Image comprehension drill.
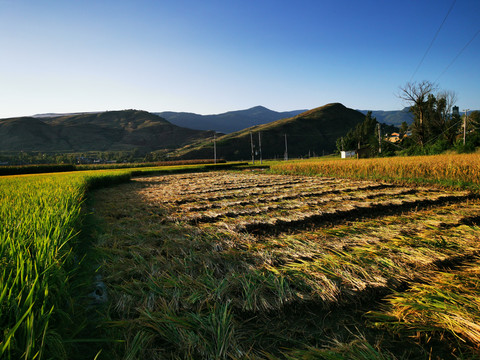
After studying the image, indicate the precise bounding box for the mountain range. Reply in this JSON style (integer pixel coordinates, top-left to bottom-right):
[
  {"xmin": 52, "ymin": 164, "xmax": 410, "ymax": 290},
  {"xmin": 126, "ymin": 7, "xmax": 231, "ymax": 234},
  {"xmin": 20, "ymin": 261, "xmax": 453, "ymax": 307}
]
[
  {"xmin": 0, "ymin": 110, "xmax": 213, "ymax": 153},
  {"xmin": 172, "ymin": 103, "xmax": 366, "ymax": 160},
  {"xmin": 0, "ymin": 104, "xmax": 426, "ymax": 158},
  {"xmin": 155, "ymin": 106, "xmax": 307, "ymax": 133},
  {"xmin": 357, "ymin": 108, "xmax": 413, "ymax": 126},
  {"xmin": 32, "ymin": 106, "xmax": 415, "ymax": 134},
  {"xmin": 157, "ymin": 106, "xmax": 415, "ymax": 133}
]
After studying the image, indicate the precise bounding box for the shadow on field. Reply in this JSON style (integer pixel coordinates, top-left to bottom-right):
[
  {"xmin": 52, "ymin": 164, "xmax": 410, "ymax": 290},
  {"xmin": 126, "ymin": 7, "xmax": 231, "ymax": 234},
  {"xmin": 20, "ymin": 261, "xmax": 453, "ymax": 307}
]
[{"xmin": 85, "ymin": 176, "xmax": 471, "ymax": 359}]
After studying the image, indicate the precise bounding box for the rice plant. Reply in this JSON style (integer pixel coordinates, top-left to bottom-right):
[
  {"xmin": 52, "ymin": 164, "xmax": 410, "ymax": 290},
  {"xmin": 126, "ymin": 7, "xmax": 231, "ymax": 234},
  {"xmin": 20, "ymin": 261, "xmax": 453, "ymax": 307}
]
[
  {"xmin": 0, "ymin": 170, "xmax": 131, "ymax": 359},
  {"xmin": 369, "ymin": 259, "xmax": 480, "ymax": 353},
  {"xmin": 92, "ymin": 171, "xmax": 480, "ymax": 358},
  {"xmin": 270, "ymin": 153, "xmax": 480, "ymax": 190}
]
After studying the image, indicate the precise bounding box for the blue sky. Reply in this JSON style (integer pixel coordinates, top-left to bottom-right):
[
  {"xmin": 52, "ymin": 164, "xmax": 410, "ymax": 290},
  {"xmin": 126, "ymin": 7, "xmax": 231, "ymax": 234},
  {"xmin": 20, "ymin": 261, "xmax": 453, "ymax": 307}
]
[{"xmin": 0, "ymin": 0, "xmax": 479, "ymax": 118}]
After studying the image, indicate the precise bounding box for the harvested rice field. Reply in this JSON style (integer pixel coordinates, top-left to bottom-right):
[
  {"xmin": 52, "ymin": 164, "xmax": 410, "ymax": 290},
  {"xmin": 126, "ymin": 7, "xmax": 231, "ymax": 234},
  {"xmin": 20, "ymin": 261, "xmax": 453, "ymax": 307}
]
[{"xmin": 91, "ymin": 171, "xmax": 480, "ymax": 359}]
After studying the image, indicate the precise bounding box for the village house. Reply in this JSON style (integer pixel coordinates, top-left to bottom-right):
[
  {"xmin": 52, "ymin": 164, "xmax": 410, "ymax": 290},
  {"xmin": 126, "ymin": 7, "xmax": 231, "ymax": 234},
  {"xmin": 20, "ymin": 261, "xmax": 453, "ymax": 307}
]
[
  {"xmin": 340, "ymin": 150, "xmax": 356, "ymax": 159},
  {"xmin": 387, "ymin": 132, "xmax": 401, "ymax": 143}
]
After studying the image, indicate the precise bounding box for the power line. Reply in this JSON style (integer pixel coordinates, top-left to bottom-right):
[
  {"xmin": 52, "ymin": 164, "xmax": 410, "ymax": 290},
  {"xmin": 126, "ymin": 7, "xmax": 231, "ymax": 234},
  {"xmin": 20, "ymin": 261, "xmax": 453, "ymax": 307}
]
[
  {"xmin": 423, "ymin": 117, "xmax": 463, "ymax": 147},
  {"xmin": 410, "ymin": 0, "xmax": 457, "ymax": 82},
  {"xmin": 435, "ymin": 28, "xmax": 480, "ymax": 82}
]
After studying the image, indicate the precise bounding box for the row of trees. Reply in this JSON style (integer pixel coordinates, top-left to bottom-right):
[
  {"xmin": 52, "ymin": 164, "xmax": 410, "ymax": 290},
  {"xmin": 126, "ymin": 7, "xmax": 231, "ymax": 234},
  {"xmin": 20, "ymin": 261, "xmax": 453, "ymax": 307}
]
[
  {"xmin": 399, "ymin": 81, "xmax": 480, "ymax": 154},
  {"xmin": 337, "ymin": 81, "xmax": 480, "ymax": 157},
  {"xmin": 336, "ymin": 112, "xmax": 398, "ymax": 156},
  {"xmin": 0, "ymin": 149, "xmax": 168, "ymax": 165},
  {"xmin": 400, "ymin": 81, "xmax": 457, "ymax": 146}
]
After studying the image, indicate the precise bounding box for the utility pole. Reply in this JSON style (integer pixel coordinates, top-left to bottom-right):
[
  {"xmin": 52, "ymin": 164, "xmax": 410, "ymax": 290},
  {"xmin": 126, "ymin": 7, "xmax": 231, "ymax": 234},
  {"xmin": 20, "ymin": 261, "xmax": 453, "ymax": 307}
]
[
  {"xmin": 213, "ymin": 133, "xmax": 217, "ymax": 164},
  {"xmin": 463, "ymin": 109, "xmax": 470, "ymax": 145},
  {"xmin": 284, "ymin": 133, "xmax": 288, "ymax": 161},
  {"xmin": 377, "ymin": 123, "xmax": 382, "ymax": 154},
  {"xmin": 258, "ymin": 132, "xmax": 262, "ymax": 164},
  {"xmin": 250, "ymin": 131, "xmax": 255, "ymax": 165}
]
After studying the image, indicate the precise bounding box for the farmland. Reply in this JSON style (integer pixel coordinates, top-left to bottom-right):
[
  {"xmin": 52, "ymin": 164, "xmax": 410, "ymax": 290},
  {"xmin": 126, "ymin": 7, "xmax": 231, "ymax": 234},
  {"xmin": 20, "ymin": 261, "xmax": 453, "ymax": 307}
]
[
  {"xmin": 92, "ymin": 168, "xmax": 480, "ymax": 359},
  {"xmin": 270, "ymin": 153, "xmax": 480, "ymax": 189},
  {"xmin": 2, "ymin": 154, "xmax": 480, "ymax": 359},
  {"xmin": 0, "ymin": 162, "xmax": 254, "ymax": 360},
  {"xmin": 0, "ymin": 170, "xmax": 131, "ymax": 360}
]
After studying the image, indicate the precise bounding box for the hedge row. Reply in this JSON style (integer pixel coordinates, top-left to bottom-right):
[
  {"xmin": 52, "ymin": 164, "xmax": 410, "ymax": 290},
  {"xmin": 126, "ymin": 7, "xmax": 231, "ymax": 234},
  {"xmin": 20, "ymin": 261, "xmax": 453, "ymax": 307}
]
[{"xmin": 0, "ymin": 160, "xmax": 226, "ymax": 176}]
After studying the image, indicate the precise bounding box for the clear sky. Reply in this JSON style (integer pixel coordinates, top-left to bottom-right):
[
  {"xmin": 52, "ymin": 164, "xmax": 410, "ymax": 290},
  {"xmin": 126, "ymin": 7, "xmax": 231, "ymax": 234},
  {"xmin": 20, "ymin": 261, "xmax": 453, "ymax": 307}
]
[{"xmin": 1, "ymin": 0, "xmax": 479, "ymax": 118}]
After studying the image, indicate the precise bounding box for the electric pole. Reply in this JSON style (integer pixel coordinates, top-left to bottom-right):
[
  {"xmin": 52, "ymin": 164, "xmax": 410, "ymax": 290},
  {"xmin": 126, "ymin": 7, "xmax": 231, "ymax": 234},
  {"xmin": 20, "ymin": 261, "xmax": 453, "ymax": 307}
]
[
  {"xmin": 213, "ymin": 133, "xmax": 217, "ymax": 164},
  {"xmin": 258, "ymin": 132, "xmax": 262, "ymax": 164},
  {"xmin": 284, "ymin": 133, "xmax": 288, "ymax": 161},
  {"xmin": 463, "ymin": 109, "xmax": 470, "ymax": 145},
  {"xmin": 250, "ymin": 131, "xmax": 255, "ymax": 165},
  {"xmin": 377, "ymin": 123, "xmax": 382, "ymax": 154}
]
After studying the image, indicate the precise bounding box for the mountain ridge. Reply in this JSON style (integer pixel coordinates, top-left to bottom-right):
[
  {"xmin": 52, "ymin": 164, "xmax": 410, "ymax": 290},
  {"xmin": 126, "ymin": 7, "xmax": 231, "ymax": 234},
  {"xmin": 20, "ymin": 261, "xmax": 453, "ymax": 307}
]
[
  {"xmin": 4, "ymin": 105, "xmax": 465, "ymax": 159},
  {"xmin": 357, "ymin": 108, "xmax": 413, "ymax": 126},
  {"xmin": 27, "ymin": 106, "xmax": 418, "ymax": 134},
  {"xmin": 155, "ymin": 106, "xmax": 307, "ymax": 133},
  {"xmin": 0, "ymin": 110, "xmax": 213, "ymax": 153},
  {"xmin": 173, "ymin": 103, "xmax": 366, "ymax": 160}
]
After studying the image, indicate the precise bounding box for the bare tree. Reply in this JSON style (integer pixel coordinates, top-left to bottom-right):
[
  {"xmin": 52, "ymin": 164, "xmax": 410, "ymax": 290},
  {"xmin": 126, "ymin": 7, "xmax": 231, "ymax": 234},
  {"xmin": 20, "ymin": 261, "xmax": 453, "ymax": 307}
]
[
  {"xmin": 398, "ymin": 80, "xmax": 437, "ymax": 125},
  {"xmin": 398, "ymin": 80, "xmax": 437, "ymax": 146},
  {"xmin": 437, "ymin": 90, "xmax": 458, "ymax": 124}
]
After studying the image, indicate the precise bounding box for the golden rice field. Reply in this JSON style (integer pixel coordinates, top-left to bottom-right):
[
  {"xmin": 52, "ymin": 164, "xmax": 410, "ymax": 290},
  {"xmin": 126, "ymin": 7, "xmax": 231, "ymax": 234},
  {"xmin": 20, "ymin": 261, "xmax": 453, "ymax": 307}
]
[
  {"xmin": 92, "ymin": 169, "xmax": 480, "ymax": 359},
  {"xmin": 270, "ymin": 153, "xmax": 480, "ymax": 189},
  {"xmin": 3, "ymin": 153, "xmax": 480, "ymax": 359}
]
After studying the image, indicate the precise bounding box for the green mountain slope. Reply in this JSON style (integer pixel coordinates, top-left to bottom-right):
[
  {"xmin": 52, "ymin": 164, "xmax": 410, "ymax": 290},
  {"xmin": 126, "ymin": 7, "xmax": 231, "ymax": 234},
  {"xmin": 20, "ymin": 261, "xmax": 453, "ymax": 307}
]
[
  {"xmin": 173, "ymin": 103, "xmax": 365, "ymax": 160},
  {"xmin": 0, "ymin": 110, "xmax": 213, "ymax": 152}
]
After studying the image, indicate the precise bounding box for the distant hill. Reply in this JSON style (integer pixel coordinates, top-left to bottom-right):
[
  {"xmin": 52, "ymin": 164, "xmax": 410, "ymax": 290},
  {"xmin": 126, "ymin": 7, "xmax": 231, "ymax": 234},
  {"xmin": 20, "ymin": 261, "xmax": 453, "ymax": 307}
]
[
  {"xmin": 33, "ymin": 112, "xmax": 100, "ymax": 118},
  {"xmin": 0, "ymin": 110, "xmax": 213, "ymax": 152},
  {"xmin": 357, "ymin": 108, "xmax": 480, "ymax": 126},
  {"xmin": 173, "ymin": 103, "xmax": 365, "ymax": 160},
  {"xmin": 31, "ymin": 106, "xmax": 413, "ymax": 134},
  {"xmin": 156, "ymin": 106, "xmax": 307, "ymax": 133},
  {"xmin": 358, "ymin": 108, "xmax": 413, "ymax": 126}
]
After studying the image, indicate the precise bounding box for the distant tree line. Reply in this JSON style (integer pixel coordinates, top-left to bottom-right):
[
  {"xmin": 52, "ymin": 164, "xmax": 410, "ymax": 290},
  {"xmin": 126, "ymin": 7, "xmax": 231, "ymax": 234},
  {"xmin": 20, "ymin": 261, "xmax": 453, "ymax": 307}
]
[
  {"xmin": 398, "ymin": 81, "xmax": 480, "ymax": 155},
  {"xmin": 337, "ymin": 81, "xmax": 480, "ymax": 157},
  {"xmin": 336, "ymin": 111, "xmax": 398, "ymax": 157},
  {"xmin": 0, "ymin": 149, "xmax": 172, "ymax": 165}
]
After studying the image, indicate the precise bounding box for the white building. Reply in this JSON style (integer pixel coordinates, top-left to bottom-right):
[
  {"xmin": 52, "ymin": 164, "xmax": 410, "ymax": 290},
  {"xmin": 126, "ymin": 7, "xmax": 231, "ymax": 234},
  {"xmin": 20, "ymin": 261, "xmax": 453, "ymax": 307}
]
[{"xmin": 340, "ymin": 150, "xmax": 356, "ymax": 159}]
